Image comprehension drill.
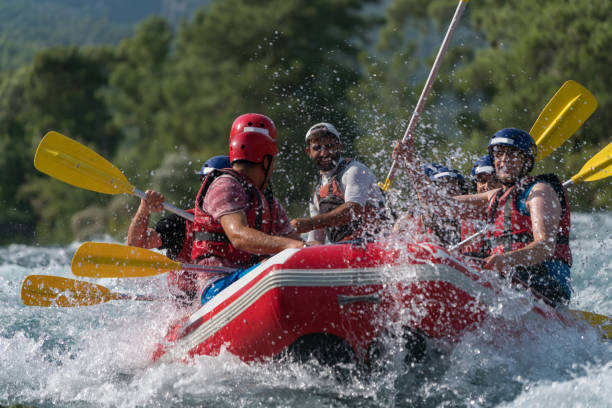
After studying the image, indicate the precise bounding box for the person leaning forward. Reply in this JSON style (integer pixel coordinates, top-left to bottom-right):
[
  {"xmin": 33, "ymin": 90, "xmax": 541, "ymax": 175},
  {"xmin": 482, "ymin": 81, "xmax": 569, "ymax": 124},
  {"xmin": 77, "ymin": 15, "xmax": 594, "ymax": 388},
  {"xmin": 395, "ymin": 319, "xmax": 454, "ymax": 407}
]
[
  {"xmin": 291, "ymin": 122, "xmax": 393, "ymax": 244},
  {"xmin": 395, "ymin": 128, "xmax": 572, "ymax": 305},
  {"xmin": 190, "ymin": 113, "xmax": 305, "ymax": 299}
]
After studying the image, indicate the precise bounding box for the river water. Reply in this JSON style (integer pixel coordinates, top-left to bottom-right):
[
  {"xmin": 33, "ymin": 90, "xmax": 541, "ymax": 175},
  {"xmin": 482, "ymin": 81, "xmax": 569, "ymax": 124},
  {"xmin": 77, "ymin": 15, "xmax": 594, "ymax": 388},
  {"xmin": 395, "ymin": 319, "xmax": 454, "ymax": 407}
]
[{"xmin": 1, "ymin": 213, "xmax": 610, "ymax": 407}]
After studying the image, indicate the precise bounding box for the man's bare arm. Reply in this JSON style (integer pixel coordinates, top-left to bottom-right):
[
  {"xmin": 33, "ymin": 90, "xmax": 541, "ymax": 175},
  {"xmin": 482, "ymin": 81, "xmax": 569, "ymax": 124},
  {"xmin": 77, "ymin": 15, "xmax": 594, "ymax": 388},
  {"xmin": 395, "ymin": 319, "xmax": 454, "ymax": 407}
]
[
  {"xmin": 221, "ymin": 212, "xmax": 306, "ymax": 254},
  {"xmin": 127, "ymin": 190, "xmax": 164, "ymax": 249},
  {"xmin": 453, "ymin": 189, "xmax": 500, "ymax": 220},
  {"xmin": 292, "ymin": 202, "xmax": 363, "ymax": 233}
]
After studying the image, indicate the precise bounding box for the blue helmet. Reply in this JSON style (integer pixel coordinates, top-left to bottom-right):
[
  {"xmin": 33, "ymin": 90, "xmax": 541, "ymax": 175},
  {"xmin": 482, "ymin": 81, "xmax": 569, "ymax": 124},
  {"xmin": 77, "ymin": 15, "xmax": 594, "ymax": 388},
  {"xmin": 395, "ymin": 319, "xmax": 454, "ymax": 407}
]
[
  {"xmin": 197, "ymin": 155, "xmax": 231, "ymax": 177},
  {"xmin": 423, "ymin": 163, "xmax": 466, "ymax": 183},
  {"xmin": 470, "ymin": 155, "xmax": 495, "ymax": 179},
  {"xmin": 488, "ymin": 128, "xmax": 536, "ymax": 172}
]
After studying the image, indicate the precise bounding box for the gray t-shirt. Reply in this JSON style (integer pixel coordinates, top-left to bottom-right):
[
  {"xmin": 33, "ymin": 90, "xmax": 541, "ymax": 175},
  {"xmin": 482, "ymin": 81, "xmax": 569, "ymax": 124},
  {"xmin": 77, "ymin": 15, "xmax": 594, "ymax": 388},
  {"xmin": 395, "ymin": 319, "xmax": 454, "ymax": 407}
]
[{"xmin": 308, "ymin": 158, "xmax": 384, "ymax": 242}]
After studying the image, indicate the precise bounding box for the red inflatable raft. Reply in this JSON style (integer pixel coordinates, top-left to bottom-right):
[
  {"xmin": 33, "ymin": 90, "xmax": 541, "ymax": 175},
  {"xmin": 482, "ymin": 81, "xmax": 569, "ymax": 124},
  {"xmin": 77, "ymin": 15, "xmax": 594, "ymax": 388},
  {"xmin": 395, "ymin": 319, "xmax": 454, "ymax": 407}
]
[{"xmin": 152, "ymin": 241, "xmax": 581, "ymax": 365}]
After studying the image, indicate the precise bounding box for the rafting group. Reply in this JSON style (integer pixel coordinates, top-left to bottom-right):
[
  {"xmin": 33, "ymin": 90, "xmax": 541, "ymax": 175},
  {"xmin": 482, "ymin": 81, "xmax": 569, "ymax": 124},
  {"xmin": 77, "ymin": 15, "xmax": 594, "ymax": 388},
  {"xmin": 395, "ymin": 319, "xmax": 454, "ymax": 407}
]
[
  {"xmin": 125, "ymin": 112, "xmax": 573, "ymax": 310},
  {"xmin": 20, "ymin": 0, "xmax": 612, "ymax": 360}
]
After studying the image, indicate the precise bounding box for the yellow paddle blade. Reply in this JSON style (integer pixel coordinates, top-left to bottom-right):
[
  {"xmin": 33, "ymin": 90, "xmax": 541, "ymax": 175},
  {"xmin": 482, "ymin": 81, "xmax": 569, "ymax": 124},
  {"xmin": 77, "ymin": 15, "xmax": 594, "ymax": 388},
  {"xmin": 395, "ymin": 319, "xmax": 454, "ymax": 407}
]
[
  {"xmin": 378, "ymin": 178, "xmax": 392, "ymax": 192},
  {"xmin": 72, "ymin": 242, "xmax": 181, "ymax": 278},
  {"xmin": 34, "ymin": 131, "xmax": 134, "ymax": 195},
  {"xmin": 569, "ymin": 309, "xmax": 612, "ymax": 340},
  {"xmin": 531, "ymin": 80, "xmax": 597, "ymax": 162},
  {"xmin": 21, "ymin": 275, "xmax": 120, "ymax": 307},
  {"xmin": 570, "ymin": 141, "xmax": 612, "ymax": 185}
]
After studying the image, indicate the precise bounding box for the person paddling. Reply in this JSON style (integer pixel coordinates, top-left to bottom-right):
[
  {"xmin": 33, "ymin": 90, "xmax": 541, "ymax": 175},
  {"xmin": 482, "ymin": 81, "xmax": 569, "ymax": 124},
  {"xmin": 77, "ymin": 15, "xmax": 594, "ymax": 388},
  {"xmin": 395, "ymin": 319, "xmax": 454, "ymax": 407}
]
[
  {"xmin": 393, "ymin": 163, "xmax": 466, "ymax": 246},
  {"xmin": 127, "ymin": 155, "xmax": 231, "ymax": 303},
  {"xmin": 395, "ymin": 128, "xmax": 572, "ymax": 305},
  {"xmin": 291, "ymin": 122, "xmax": 393, "ymax": 243}
]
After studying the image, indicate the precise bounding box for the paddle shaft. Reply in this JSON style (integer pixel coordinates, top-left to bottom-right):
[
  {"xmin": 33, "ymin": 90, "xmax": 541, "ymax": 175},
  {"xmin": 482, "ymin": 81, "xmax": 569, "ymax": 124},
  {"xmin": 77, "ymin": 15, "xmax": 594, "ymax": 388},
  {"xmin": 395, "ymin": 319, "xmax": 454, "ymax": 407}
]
[
  {"xmin": 180, "ymin": 263, "xmax": 235, "ymax": 273},
  {"xmin": 133, "ymin": 188, "xmax": 194, "ymax": 222},
  {"xmin": 448, "ymin": 226, "xmax": 489, "ymax": 251},
  {"xmin": 382, "ymin": 0, "xmax": 469, "ymax": 190},
  {"xmin": 114, "ymin": 293, "xmax": 161, "ymax": 301}
]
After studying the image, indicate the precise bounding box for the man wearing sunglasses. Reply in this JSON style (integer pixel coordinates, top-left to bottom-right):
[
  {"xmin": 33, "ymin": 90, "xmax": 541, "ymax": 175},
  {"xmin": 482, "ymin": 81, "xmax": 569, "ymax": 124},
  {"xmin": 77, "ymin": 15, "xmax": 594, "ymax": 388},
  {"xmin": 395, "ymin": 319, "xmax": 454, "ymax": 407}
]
[{"xmin": 291, "ymin": 122, "xmax": 392, "ymax": 244}]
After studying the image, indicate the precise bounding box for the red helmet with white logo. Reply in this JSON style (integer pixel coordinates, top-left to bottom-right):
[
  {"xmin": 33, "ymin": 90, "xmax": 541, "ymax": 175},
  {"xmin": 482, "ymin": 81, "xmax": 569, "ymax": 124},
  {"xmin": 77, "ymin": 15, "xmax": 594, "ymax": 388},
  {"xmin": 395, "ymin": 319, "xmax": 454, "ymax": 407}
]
[{"xmin": 229, "ymin": 113, "xmax": 278, "ymax": 164}]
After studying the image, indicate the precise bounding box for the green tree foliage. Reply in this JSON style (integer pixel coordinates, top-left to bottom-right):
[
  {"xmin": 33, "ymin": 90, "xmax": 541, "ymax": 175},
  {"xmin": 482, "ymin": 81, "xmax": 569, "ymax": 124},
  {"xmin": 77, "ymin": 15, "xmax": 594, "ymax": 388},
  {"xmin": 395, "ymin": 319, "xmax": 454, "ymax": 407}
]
[
  {"xmin": 0, "ymin": 68, "xmax": 37, "ymax": 242},
  {"xmin": 0, "ymin": 47, "xmax": 123, "ymax": 243},
  {"xmin": 103, "ymin": 16, "xmax": 174, "ymax": 187},
  {"xmin": 23, "ymin": 47, "xmax": 122, "ymax": 154}
]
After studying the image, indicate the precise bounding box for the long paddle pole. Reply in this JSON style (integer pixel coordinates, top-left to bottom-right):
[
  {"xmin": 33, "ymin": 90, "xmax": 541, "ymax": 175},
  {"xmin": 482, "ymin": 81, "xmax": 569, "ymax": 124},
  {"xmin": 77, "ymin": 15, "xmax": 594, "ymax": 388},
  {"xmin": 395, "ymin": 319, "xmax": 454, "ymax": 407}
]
[
  {"xmin": 71, "ymin": 242, "xmax": 236, "ymax": 279},
  {"xmin": 34, "ymin": 131, "xmax": 194, "ymax": 222},
  {"xmin": 21, "ymin": 275, "xmax": 160, "ymax": 308},
  {"xmin": 380, "ymin": 0, "xmax": 469, "ymax": 191}
]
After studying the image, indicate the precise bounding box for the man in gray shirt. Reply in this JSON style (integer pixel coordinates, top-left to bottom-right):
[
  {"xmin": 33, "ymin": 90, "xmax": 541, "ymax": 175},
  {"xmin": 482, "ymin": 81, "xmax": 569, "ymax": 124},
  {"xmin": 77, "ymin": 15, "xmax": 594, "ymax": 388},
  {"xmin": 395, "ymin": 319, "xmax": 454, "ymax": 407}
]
[{"xmin": 291, "ymin": 122, "xmax": 391, "ymax": 243}]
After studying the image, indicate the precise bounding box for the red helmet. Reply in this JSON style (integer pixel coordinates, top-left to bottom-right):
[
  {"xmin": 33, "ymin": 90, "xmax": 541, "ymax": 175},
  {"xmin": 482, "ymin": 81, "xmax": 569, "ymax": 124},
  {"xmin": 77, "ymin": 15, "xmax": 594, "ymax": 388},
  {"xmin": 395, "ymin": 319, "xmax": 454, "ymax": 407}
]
[{"xmin": 229, "ymin": 113, "xmax": 278, "ymax": 163}]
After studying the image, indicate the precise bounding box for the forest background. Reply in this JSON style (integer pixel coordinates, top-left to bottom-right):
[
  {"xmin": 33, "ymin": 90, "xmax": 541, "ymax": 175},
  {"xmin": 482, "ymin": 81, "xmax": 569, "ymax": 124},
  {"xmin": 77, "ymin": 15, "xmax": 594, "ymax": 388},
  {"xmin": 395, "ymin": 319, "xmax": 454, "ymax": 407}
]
[{"xmin": 0, "ymin": 0, "xmax": 610, "ymax": 244}]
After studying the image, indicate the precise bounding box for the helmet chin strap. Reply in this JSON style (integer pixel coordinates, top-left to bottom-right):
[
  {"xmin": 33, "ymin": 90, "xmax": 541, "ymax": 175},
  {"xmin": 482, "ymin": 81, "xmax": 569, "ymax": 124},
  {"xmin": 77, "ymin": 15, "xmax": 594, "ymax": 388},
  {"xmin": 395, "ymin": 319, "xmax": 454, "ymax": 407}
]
[{"xmin": 501, "ymin": 179, "xmax": 517, "ymax": 188}]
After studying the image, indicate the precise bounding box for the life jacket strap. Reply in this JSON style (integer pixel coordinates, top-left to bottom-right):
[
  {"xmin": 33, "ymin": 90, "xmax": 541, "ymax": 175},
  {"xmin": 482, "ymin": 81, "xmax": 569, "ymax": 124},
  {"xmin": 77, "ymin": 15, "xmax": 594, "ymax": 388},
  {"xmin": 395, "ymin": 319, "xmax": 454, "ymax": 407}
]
[{"xmin": 193, "ymin": 231, "xmax": 230, "ymax": 243}]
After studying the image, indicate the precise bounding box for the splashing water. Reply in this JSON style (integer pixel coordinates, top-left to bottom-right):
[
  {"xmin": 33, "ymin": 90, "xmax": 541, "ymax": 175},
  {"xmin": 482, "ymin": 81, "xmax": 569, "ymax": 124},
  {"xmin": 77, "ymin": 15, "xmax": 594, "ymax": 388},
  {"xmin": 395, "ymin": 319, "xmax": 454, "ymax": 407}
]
[{"xmin": 0, "ymin": 214, "xmax": 610, "ymax": 407}]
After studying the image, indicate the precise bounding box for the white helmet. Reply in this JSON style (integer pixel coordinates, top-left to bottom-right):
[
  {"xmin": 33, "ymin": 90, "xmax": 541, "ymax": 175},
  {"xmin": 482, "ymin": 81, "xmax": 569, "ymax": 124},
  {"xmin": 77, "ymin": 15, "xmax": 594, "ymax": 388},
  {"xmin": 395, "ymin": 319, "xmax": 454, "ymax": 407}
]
[{"xmin": 305, "ymin": 122, "xmax": 340, "ymax": 143}]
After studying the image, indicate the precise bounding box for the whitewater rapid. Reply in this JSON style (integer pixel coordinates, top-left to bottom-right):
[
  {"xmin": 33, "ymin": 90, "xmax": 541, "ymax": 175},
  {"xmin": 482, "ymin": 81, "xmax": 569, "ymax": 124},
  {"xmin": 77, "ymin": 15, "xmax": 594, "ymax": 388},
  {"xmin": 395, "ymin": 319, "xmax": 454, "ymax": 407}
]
[{"xmin": 1, "ymin": 213, "xmax": 610, "ymax": 407}]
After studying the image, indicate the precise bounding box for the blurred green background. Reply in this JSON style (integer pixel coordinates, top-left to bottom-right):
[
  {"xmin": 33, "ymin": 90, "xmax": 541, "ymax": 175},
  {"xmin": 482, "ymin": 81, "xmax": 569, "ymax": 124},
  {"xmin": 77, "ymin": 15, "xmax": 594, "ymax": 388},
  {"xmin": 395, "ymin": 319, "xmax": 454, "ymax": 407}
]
[{"xmin": 1, "ymin": 0, "xmax": 610, "ymax": 244}]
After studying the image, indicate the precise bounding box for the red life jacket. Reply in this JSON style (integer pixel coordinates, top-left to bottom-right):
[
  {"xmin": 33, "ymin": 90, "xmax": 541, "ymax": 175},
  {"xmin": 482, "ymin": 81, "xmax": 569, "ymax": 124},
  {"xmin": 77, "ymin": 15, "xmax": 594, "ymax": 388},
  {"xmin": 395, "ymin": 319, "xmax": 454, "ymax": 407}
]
[
  {"xmin": 191, "ymin": 169, "xmax": 274, "ymax": 267},
  {"xmin": 161, "ymin": 209, "xmax": 198, "ymax": 302},
  {"xmin": 486, "ymin": 174, "xmax": 572, "ymax": 266},
  {"xmin": 315, "ymin": 158, "xmax": 390, "ymax": 243},
  {"xmin": 174, "ymin": 211, "xmax": 195, "ymax": 263}
]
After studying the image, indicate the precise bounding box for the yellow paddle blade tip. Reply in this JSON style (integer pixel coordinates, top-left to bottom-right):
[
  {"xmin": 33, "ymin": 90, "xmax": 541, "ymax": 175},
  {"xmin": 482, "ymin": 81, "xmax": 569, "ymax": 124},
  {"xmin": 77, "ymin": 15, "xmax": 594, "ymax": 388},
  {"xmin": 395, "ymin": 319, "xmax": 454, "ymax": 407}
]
[
  {"xmin": 378, "ymin": 179, "xmax": 392, "ymax": 192},
  {"xmin": 33, "ymin": 131, "xmax": 134, "ymax": 195},
  {"xmin": 569, "ymin": 309, "xmax": 612, "ymax": 340}
]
